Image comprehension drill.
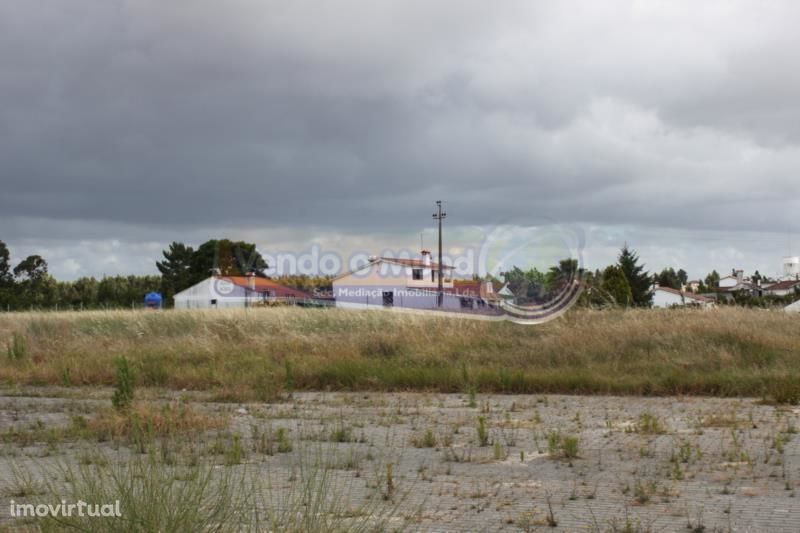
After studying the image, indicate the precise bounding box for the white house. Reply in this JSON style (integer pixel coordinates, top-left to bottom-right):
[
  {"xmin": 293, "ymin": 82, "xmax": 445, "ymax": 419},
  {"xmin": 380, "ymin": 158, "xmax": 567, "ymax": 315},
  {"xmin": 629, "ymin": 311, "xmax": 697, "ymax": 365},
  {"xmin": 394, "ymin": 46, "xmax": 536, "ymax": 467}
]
[
  {"xmin": 652, "ymin": 286, "xmax": 712, "ymax": 308},
  {"xmin": 718, "ymin": 270, "xmax": 745, "ymax": 289},
  {"xmin": 763, "ymin": 279, "xmax": 800, "ymax": 297},
  {"xmin": 174, "ymin": 275, "xmax": 310, "ymax": 309},
  {"xmin": 332, "ymin": 250, "xmax": 498, "ymax": 312}
]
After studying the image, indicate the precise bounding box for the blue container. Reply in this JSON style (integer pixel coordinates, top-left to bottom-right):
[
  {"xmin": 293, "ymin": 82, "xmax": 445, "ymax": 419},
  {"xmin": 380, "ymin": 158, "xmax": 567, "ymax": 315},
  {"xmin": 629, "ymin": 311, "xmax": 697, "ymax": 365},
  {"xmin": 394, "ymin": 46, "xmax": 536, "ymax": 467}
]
[{"xmin": 144, "ymin": 292, "xmax": 163, "ymax": 309}]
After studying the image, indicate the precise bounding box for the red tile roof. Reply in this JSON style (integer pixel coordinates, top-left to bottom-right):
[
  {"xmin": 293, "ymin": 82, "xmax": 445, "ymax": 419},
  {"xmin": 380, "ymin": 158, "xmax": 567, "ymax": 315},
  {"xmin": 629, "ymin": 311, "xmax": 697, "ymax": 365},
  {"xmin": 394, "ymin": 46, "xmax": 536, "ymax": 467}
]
[
  {"xmin": 764, "ymin": 280, "xmax": 800, "ymax": 292},
  {"xmin": 221, "ymin": 276, "xmax": 311, "ymax": 298}
]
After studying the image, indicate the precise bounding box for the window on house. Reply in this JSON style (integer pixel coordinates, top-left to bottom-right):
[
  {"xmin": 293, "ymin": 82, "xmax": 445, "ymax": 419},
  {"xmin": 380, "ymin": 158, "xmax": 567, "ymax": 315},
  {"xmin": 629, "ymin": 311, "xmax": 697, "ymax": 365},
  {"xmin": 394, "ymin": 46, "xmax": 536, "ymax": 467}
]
[
  {"xmin": 412, "ymin": 268, "xmax": 423, "ymax": 280},
  {"xmin": 460, "ymin": 297, "xmax": 472, "ymax": 309},
  {"xmin": 382, "ymin": 291, "xmax": 394, "ymax": 306}
]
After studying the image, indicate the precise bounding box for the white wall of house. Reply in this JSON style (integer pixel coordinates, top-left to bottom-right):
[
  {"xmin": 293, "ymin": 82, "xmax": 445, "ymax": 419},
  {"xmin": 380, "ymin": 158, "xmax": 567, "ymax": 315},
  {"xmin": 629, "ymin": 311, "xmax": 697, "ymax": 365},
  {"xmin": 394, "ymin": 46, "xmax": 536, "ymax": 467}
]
[
  {"xmin": 652, "ymin": 289, "xmax": 687, "ymax": 308},
  {"xmin": 332, "ymin": 259, "xmax": 462, "ymax": 310},
  {"xmin": 174, "ymin": 277, "xmax": 254, "ymax": 309},
  {"xmin": 652, "ymin": 289, "xmax": 708, "ymax": 308},
  {"xmin": 766, "ymin": 285, "xmax": 800, "ymax": 297}
]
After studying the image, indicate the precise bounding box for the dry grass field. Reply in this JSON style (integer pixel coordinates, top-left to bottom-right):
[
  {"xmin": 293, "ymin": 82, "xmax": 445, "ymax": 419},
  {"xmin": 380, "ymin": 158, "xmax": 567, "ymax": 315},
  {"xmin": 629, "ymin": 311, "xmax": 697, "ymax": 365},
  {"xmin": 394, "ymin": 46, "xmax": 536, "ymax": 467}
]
[
  {"xmin": 1, "ymin": 306, "xmax": 799, "ymax": 403},
  {"xmin": 2, "ymin": 307, "xmax": 800, "ymax": 531}
]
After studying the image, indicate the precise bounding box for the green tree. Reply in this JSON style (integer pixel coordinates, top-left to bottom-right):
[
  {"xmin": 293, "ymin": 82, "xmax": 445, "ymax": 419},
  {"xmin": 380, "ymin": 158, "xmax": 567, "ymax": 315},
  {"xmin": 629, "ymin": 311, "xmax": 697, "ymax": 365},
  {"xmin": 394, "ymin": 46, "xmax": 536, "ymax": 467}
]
[
  {"xmin": 0, "ymin": 240, "xmax": 15, "ymax": 309},
  {"xmin": 13, "ymin": 255, "xmax": 48, "ymax": 282},
  {"xmin": 0, "ymin": 240, "xmax": 12, "ymax": 286},
  {"xmin": 156, "ymin": 242, "xmax": 195, "ymax": 305},
  {"xmin": 547, "ymin": 258, "xmax": 580, "ymax": 289},
  {"xmin": 704, "ymin": 270, "xmax": 720, "ymax": 289},
  {"xmin": 13, "ymin": 255, "xmax": 49, "ymax": 309},
  {"xmin": 96, "ymin": 275, "xmax": 161, "ymax": 308},
  {"xmin": 501, "ymin": 265, "xmax": 549, "ymax": 304},
  {"xmin": 656, "ymin": 267, "xmax": 681, "ymax": 290},
  {"xmin": 618, "ymin": 245, "xmax": 652, "ymax": 307},
  {"xmin": 601, "ymin": 265, "xmax": 632, "ymax": 307},
  {"xmin": 69, "ymin": 277, "xmax": 100, "ymax": 308},
  {"xmin": 188, "ymin": 239, "xmax": 268, "ymax": 285}
]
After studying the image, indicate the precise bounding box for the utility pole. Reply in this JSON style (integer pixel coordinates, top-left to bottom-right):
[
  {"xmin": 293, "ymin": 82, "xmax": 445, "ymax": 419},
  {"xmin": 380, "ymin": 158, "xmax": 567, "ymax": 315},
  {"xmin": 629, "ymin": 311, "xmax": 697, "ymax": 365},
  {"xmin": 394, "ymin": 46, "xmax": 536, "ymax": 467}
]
[{"xmin": 432, "ymin": 200, "xmax": 446, "ymax": 307}]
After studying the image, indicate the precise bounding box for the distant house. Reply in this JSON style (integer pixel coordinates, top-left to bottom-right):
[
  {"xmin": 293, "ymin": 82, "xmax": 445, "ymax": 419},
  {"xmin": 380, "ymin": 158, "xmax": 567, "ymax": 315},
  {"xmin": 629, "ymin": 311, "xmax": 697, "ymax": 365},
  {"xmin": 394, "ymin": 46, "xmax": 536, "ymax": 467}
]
[
  {"xmin": 174, "ymin": 274, "xmax": 311, "ymax": 309},
  {"xmin": 496, "ymin": 284, "xmax": 515, "ymax": 300},
  {"xmin": 332, "ymin": 250, "xmax": 499, "ymax": 311},
  {"xmin": 652, "ymin": 286, "xmax": 713, "ymax": 308},
  {"xmin": 713, "ymin": 270, "xmax": 763, "ymax": 299},
  {"xmin": 718, "ymin": 270, "xmax": 745, "ymax": 289},
  {"xmin": 763, "ymin": 279, "xmax": 800, "ymax": 297}
]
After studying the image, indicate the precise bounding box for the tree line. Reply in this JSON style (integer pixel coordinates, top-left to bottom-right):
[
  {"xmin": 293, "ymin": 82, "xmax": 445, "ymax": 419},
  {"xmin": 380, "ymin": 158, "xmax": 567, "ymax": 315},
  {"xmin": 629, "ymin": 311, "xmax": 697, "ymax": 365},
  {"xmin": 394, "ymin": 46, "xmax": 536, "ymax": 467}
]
[
  {"xmin": 498, "ymin": 245, "xmax": 654, "ymax": 308},
  {"xmin": 503, "ymin": 245, "xmax": 798, "ymax": 309},
  {"xmin": 1, "ymin": 237, "xmax": 792, "ymax": 311},
  {"xmin": 0, "ymin": 237, "xmax": 336, "ymax": 310},
  {"xmin": 0, "ymin": 240, "xmax": 162, "ymax": 310}
]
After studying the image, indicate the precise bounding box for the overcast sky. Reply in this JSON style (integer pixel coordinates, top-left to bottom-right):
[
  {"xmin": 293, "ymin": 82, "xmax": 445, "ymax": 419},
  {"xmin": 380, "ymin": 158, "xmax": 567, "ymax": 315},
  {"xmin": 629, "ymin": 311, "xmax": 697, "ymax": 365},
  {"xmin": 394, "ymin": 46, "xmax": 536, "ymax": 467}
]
[{"xmin": 2, "ymin": 1, "xmax": 800, "ymax": 280}]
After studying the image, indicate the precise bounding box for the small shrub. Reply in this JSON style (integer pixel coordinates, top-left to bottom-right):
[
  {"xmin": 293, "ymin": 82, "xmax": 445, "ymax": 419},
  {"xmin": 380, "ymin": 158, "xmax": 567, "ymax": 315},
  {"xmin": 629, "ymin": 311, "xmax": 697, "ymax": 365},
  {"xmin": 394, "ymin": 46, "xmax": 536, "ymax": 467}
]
[
  {"xmin": 225, "ymin": 434, "xmax": 246, "ymax": 465},
  {"xmin": 634, "ymin": 479, "xmax": 654, "ymax": 504},
  {"xmin": 476, "ymin": 416, "xmax": 489, "ymax": 447},
  {"xmin": 635, "ymin": 412, "xmax": 666, "ymax": 434},
  {"xmin": 561, "ymin": 436, "xmax": 579, "ymax": 459},
  {"xmin": 6, "ymin": 332, "xmax": 27, "ymax": 361},
  {"xmin": 546, "ymin": 430, "xmax": 579, "ymax": 460},
  {"xmin": 493, "ymin": 441, "xmax": 507, "ymax": 461},
  {"xmin": 412, "ymin": 428, "xmax": 437, "ymax": 448},
  {"xmin": 276, "ymin": 427, "xmax": 292, "ymax": 453},
  {"xmin": 546, "ymin": 430, "xmax": 560, "ymax": 456},
  {"xmin": 383, "ymin": 463, "xmax": 395, "ymax": 501},
  {"xmin": 329, "ymin": 424, "xmax": 355, "ymax": 443},
  {"xmin": 468, "ymin": 385, "xmax": 477, "ymax": 408},
  {"xmin": 111, "ymin": 357, "xmax": 135, "ymax": 412}
]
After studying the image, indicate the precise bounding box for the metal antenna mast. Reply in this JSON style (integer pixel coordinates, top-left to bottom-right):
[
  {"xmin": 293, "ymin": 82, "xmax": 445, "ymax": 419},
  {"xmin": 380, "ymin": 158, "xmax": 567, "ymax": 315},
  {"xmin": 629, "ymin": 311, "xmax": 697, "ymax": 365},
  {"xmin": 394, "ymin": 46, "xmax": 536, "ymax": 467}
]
[{"xmin": 432, "ymin": 200, "xmax": 447, "ymax": 307}]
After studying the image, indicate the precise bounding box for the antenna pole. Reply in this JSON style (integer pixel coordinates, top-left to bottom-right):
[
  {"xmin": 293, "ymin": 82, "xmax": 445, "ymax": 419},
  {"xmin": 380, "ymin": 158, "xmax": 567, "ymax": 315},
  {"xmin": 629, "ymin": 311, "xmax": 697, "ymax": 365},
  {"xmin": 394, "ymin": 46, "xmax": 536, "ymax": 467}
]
[{"xmin": 433, "ymin": 200, "xmax": 447, "ymax": 307}]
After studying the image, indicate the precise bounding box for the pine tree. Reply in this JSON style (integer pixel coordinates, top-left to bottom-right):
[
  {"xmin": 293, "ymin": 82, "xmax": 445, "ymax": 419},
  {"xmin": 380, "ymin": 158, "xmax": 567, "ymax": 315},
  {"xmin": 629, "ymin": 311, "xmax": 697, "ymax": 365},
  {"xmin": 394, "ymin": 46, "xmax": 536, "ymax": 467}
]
[
  {"xmin": 617, "ymin": 245, "xmax": 652, "ymax": 307},
  {"xmin": 156, "ymin": 242, "xmax": 195, "ymax": 305},
  {"xmin": 601, "ymin": 265, "xmax": 632, "ymax": 307}
]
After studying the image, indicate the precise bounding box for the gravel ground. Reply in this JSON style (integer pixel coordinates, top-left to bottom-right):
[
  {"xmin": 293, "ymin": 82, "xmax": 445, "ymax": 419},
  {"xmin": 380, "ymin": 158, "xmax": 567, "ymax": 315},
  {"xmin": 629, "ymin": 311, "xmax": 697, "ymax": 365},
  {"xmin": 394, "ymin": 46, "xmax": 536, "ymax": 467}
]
[{"xmin": 2, "ymin": 389, "xmax": 799, "ymax": 532}]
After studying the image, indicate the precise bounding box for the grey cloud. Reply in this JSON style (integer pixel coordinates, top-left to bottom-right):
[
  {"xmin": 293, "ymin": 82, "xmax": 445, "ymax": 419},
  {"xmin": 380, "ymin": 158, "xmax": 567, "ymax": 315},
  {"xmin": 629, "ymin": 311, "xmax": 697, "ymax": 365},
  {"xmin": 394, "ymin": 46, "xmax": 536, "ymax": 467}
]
[{"xmin": 1, "ymin": 1, "xmax": 800, "ymax": 278}]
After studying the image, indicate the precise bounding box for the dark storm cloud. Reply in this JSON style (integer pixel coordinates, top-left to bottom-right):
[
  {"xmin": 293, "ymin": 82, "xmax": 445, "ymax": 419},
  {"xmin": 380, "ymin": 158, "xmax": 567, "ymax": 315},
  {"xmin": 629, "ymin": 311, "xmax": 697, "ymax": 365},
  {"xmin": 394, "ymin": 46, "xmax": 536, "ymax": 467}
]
[{"xmin": 1, "ymin": 1, "xmax": 800, "ymax": 278}]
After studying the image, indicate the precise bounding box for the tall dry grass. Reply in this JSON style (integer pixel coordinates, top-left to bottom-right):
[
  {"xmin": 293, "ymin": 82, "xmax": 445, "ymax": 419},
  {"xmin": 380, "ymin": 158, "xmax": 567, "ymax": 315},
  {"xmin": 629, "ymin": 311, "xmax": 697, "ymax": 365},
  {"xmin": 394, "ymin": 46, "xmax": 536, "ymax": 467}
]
[{"xmin": 1, "ymin": 306, "xmax": 799, "ymax": 399}]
